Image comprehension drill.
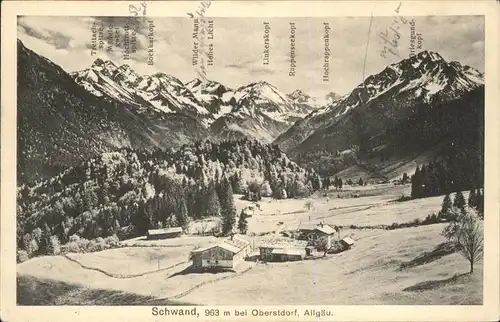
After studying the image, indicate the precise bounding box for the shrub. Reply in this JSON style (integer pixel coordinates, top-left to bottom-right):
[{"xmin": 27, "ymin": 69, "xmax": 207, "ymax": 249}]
[
  {"xmin": 26, "ymin": 239, "xmax": 39, "ymax": 257},
  {"xmin": 63, "ymin": 241, "xmax": 80, "ymax": 253},
  {"xmin": 76, "ymin": 238, "xmax": 90, "ymax": 251},
  {"xmin": 69, "ymin": 234, "xmax": 80, "ymax": 243},
  {"xmin": 17, "ymin": 250, "xmax": 30, "ymax": 263},
  {"xmin": 104, "ymin": 235, "xmax": 119, "ymax": 246},
  {"xmin": 87, "ymin": 240, "xmax": 106, "ymax": 252},
  {"xmin": 304, "ymin": 201, "xmax": 314, "ymax": 211}
]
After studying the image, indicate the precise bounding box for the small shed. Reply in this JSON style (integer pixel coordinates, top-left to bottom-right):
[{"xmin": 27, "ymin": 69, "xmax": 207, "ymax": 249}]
[
  {"xmin": 340, "ymin": 236, "xmax": 355, "ymax": 249},
  {"xmin": 146, "ymin": 227, "xmax": 183, "ymax": 240}
]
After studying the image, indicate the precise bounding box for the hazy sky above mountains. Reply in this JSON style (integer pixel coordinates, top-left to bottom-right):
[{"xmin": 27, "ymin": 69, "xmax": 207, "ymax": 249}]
[{"xmin": 18, "ymin": 16, "xmax": 484, "ymax": 98}]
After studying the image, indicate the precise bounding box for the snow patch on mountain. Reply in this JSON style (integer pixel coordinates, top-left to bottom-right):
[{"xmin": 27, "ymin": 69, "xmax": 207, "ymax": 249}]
[{"xmin": 72, "ymin": 60, "xmax": 214, "ymax": 125}]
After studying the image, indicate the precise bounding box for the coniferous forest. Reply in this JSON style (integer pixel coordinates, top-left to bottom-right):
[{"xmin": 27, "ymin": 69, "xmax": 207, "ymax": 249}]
[
  {"xmin": 410, "ymin": 148, "xmax": 483, "ymax": 199},
  {"xmin": 16, "ymin": 139, "xmax": 323, "ymax": 258}
]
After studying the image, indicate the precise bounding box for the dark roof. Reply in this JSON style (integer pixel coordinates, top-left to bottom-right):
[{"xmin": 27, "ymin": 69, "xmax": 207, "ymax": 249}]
[
  {"xmin": 315, "ymin": 225, "xmax": 336, "ymax": 235},
  {"xmin": 147, "ymin": 227, "xmax": 183, "ymax": 235},
  {"xmin": 192, "ymin": 235, "xmax": 251, "ymax": 255},
  {"xmin": 297, "ymin": 222, "xmax": 336, "ymax": 235}
]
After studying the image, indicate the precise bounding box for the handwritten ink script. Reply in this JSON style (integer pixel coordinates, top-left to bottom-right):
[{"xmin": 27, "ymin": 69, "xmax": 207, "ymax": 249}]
[
  {"xmin": 187, "ymin": 0, "xmax": 213, "ymax": 81},
  {"xmin": 378, "ymin": 2, "xmax": 408, "ymax": 59},
  {"xmin": 129, "ymin": 1, "xmax": 147, "ymax": 16}
]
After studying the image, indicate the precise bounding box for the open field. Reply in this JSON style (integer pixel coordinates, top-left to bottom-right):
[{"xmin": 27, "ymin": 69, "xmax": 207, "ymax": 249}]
[
  {"xmin": 17, "ymin": 185, "xmax": 481, "ymax": 305},
  {"xmin": 181, "ymin": 224, "xmax": 482, "ymax": 305},
  {"xmin": 66, "ymin": 246, "xmax": 193, "ymax": 276}
]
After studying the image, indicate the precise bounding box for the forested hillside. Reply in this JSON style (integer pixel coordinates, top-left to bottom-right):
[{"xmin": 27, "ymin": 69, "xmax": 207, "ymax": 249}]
[{"xmin": 17, "ymin": 139, "xmax": 322, "ymax": 257}]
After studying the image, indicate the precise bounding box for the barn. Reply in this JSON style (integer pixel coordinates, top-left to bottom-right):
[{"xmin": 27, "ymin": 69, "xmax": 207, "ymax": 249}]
[
  {"xmin": 259, "ymin": 246, "xmax": 306, "ymax": 262},
  {"xmin": 191, "ymin": 235, "xmax": 252, "ymax": 270},
  {"xmin": 146, "ymin": 227, "xmax": 183, "ymax": 240},
  {"xmin": 259, "ymin": 241, "xmax": 307, "ymax": 262},
  {"xmin": 270, "ymin": 248, "xmax": 305, "ymax": 261}
]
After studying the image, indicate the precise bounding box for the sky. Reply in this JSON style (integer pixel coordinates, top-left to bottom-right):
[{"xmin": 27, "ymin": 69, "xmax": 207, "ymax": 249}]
[{"xmin": 18, "ymin": 15, "xmax": 484, "ymax": 99}]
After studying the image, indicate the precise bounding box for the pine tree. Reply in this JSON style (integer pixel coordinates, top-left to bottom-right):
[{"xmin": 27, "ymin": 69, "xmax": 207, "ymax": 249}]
[
  {"xmin": 468, "ymin": 189, "xmax": 477, "ymax": 208},
  {"xmin": 38, "ymin": 223, "xmax": 52, "ymax": 255},
  {"xmin": 477, "ymin": 189, "xmax": 484, "ymax": 216},
  {"xmin": 441, "ymin": 194, "xmax": 453, "ymax": 213},
  {"xmin": 176, "ymin": 198, "xmax": 188, "ymax": 229},
  {"xmin": 220, "ymin": 180, "xmax": 236, "ymax": 235},
  {"xmin": 205, "ymin": 183, "xmax": 221, "ymax": 217},
  {"xmin": 237, "ymin": 210, "xmax": 248, "ymax": 234},
  {"xmin": 453, "ymin": 191, "xmax": 466, "ymax": 211},
  {"xmin": 411, "ymin": 166, "xmax": 421, "ymax": 198}
]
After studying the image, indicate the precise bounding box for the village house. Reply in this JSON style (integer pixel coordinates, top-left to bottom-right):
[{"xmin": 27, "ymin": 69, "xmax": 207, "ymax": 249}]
[
  {"xmin": 297, "ymin": 222, "xmax": 337, "ymax": 249},
  {"xmin": 146, "ymin": 227, "xmax": 183, "ymax": 240},
  {"xmin": 191, "ymin": 234, "xmax": 252, "ymax": 270}
]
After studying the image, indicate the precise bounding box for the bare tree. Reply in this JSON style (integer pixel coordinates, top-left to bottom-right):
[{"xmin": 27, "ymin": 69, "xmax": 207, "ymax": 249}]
[{"xmin": 442, "ymin": 207, "xmax": 483, "ymax": 273}]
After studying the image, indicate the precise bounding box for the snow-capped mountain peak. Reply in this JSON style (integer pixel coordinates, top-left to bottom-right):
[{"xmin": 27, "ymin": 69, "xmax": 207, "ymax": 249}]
[
  {"xmin": 72, "ymin": 60, "xmax": 214, "ymax": 125},
  {"xmin": 275, "ymin": 50, "xmax": 484, "ymax": 152},
  {"xmin": 316, "ymin": 50, "xmax": 484, "ymax": 118}
]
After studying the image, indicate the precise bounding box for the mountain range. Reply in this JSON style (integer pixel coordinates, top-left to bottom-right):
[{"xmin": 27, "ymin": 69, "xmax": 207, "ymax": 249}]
[
  {"xmin": 17, "ymin": 40, "xmax": 207, "ymax": 183},
  {"xmin": 17, "ymin": 39, "xmax": 484, "ymax": 183},
  {"xmin": 71, "ymin": 60, "xmax": 320, "ymax": 143},
  {"xmin": 275, "ymin": 50, "xmax": 484, "ymax": 178}
]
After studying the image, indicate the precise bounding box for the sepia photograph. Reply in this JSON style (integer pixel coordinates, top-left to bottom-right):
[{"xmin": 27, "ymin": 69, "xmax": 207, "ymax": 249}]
[{"xmin": 1, "ymin": 1, "xmax": 499, "ymax": 321}]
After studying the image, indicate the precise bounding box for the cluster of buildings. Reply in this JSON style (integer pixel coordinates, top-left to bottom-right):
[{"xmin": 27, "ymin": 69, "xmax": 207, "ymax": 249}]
[{"xmin": 146, "ymin": 222, "xmax": 355, "ymax": 272}]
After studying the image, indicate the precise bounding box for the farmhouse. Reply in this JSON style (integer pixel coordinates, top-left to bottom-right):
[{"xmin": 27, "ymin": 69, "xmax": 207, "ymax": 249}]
[
  {"xmin": 146, "ymin": 227, "xmax": 183, "ymax": 240},
  {"xmin": 297, "ymin": 222, "xmax": 337, "ymax": 249},
  {"xmin": 191, "ymin": 235, "xmax": 252, "ymax": 270}
]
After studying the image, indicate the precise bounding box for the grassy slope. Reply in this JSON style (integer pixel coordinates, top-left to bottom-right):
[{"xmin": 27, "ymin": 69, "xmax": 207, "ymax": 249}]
[
  {"xmin": 17, "ymin": 186, "xmax": 481, "ymax": 305},
  {"xmin": 66, "ymin": 246, "xmax": 194, "ymax": 276},
  {"xmin": 181, "ymin": 224, "xmax": 482, "ymax": 305}
]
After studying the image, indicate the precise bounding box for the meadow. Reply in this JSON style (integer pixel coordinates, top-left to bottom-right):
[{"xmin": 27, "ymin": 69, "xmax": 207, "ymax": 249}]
[{"xmin": 17, "ymin": 184, "xmax": 482, "ymax": 305}]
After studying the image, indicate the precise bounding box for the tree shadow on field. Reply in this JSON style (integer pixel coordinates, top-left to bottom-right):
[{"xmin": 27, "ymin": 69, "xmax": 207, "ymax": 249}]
[
  {"xmin": 398, "ymin": 242, "xmax": 459, "ymax": 271},
  {"xmin": 168, "ymin": 265, "xmax": 235, "ymax": 278},
  {"xmin": 402, "ymin": 273, "xmax": 471, "ymax": 292},
  {"xmin": 17, "ymin": 275, "xmax": 195, "ymax": 305}
]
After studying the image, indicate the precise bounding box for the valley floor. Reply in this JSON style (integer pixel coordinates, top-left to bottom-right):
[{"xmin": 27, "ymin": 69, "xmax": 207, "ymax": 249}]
[{"xmin": 17, "ymin": 184, "xmax": 482, "ymax": 305}]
